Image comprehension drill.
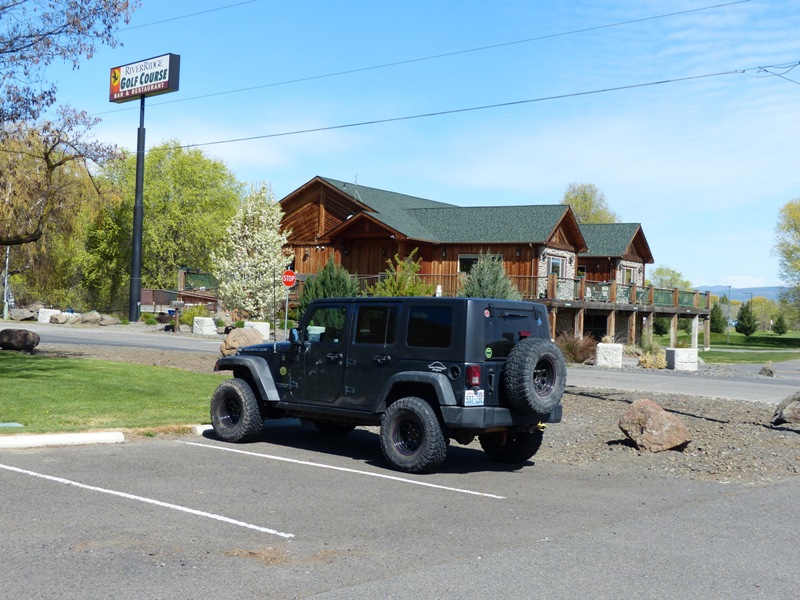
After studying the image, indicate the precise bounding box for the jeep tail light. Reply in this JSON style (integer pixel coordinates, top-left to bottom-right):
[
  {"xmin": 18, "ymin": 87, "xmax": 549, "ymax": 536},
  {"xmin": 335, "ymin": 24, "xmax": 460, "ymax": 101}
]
[
  {"xmin": 519, "ymin": 330, "xmax": 531, "ymax": 339},
  {"xmin": 466, "ymin": 365, "xmax": 481, "ymax": 386}
]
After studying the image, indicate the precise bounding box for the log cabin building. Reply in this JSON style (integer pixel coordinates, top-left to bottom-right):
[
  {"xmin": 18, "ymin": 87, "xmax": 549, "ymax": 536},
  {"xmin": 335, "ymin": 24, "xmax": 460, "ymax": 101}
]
[{"xmin": 280, "ymin": 176, "xmax": 710, "ymax": 347}]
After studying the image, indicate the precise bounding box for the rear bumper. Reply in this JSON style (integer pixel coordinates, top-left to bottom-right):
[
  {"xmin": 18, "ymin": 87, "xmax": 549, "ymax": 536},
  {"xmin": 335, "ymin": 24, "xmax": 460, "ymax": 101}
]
[{"xmin": 440, "ymin": 402, "xmax": 561, "ymax": 429}]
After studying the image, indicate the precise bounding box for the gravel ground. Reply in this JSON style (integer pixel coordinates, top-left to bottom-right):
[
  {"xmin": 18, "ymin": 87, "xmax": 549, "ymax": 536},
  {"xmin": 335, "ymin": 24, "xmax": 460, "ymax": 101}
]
[{"xmin": 33, "ymin": 340, "xmax": 800, "ymax": 486}]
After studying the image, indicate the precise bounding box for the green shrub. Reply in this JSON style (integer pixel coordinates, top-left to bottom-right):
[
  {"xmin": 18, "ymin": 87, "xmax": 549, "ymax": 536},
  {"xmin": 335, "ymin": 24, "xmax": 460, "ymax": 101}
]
[
  {"xmin": 367, "ymin": 248, "xmax": 434, "ymax": 297},
  {"xmin": 141, "ymin": 313, "xmax": 158, "ymax": 326},
  {"xmin": 179, "ymin": 305, "xmax": 211, "ymax": 327},
  {"xmin": 653, "ymin": 317, "xmax": 669, "ymax": 336},
  {"xmin": 555, "ymin": 332, "xmax": 597, "ymax": 364}
]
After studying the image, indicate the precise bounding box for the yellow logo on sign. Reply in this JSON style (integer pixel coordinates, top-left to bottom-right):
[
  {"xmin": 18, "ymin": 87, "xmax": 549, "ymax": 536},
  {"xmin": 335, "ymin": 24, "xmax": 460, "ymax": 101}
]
[{"xmin": 110, "ymin": 68, "xmax": 121, "ymax": 93}]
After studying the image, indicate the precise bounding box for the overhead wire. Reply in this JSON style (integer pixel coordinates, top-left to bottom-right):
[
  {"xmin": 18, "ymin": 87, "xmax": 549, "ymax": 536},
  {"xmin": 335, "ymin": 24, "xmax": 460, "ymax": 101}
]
[
  {"xmin": 177, "ymin": 62, "xmax": 798, "ymax": 150},
  {"xmin": 93, "ymin": 0, "xmax": 752, "ymax": 117},
  {"xmin": 119, "ymin": 0, "xmax": 260, "ymax": 31}
]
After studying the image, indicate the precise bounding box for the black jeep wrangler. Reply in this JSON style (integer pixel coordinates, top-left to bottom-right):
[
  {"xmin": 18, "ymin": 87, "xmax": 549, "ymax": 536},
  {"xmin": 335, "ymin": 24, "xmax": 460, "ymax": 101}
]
[{"xmin": 210, "ymin": 297, "xmax": 565, "ymax": 474}]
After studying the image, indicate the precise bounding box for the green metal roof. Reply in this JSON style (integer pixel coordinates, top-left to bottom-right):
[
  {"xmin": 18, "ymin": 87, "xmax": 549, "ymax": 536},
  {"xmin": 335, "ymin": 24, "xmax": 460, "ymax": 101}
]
[
  {"xmin": 322, "ymin": 177, "xmax": 570, "ymax": 243},
  {"xmin": 578, "ymin": 223, "xmax": 642, "ymax": 256}
]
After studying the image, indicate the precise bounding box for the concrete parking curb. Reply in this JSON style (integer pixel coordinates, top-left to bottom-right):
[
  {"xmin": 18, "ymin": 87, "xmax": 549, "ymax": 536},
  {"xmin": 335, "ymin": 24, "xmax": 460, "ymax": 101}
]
[{"xmin": 0, "ymin": 431, "xmax": 125, "ymax": 450}]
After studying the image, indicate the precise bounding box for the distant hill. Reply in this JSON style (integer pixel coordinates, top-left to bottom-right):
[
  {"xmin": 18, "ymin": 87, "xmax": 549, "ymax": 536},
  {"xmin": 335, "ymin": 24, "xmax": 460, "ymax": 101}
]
[{"xmin": 698, "ymin": 286, "xmax": 785, "ymax": 303}]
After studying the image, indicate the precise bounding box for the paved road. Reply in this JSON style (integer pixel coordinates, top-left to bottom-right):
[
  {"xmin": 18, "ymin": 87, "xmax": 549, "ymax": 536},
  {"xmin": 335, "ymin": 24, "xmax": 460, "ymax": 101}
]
[
  {"xmin": 1, "ymin": 433, "xmax": 798, "ymax": 599},
  {"xmin": 14, "ymin": 321, "xmax": 223, "ymax": 353},
  {"xmin": 567, "ymin": 361, "xmax": 800, "ymax": 405}
]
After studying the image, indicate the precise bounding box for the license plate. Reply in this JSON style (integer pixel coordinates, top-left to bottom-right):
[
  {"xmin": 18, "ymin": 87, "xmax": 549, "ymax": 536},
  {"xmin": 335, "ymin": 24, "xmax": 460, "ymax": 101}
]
[{"xmin": 464, "ymin": 389, "xmax": 485, "ymax": 407}]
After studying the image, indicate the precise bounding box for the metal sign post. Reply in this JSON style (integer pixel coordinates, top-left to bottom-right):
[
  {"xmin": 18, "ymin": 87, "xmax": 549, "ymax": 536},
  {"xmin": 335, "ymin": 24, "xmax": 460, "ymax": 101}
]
[
  {"xmin": 282, "ymin": 270, "xmax": 296, "ymax": 341},
  {"xmin": 109, "ymin": 53, "xmax": 180, "ymax": 323}
]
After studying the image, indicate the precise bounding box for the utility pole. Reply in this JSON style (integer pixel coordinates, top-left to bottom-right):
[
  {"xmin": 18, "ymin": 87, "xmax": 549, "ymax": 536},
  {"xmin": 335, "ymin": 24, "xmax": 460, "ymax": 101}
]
[{"xmin": 2, "ymin": 245, "xmax": 9, "ymax": 320}]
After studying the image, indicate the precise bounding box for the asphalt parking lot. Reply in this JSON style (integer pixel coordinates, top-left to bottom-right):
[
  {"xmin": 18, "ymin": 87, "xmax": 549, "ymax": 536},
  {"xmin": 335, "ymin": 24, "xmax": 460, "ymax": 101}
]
[{"xmin": 2, "ymin": 421, "xmax": 798, "ymax": 599}]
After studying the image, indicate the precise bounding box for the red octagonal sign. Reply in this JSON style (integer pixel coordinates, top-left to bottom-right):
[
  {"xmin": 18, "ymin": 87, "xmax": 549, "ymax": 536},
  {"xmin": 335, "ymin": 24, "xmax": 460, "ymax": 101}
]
[{"xmin": 282, "ymin": 269, "xmax": 297, "ymax": 288}]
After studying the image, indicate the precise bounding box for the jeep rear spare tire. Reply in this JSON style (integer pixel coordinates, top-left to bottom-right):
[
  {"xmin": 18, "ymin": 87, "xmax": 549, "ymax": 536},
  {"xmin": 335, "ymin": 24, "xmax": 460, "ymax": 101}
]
[
  {"xmin": 503, "ymin": 337, "xmax": 565, "ymax": 415},
  {"xmin": 380, "ymin": 397, "xmax": 447, "ymax": 474},
  {"xmin": 210, "ymin": 378, "xmax": 263, "ymax": 442}
]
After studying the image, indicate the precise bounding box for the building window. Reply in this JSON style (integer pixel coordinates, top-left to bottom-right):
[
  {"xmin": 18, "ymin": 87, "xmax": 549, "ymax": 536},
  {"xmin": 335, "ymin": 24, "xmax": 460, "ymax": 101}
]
[
  {"xmin": 547, "ymin": 256, "xmax": 565, "ymax": 277},
  {"xmin": 458, "ymin": 254, "xmax": 501, "ymax": 273},
  {"xmin": 622, "ymin": 267, "xmax": 636, "ymax": 285}
]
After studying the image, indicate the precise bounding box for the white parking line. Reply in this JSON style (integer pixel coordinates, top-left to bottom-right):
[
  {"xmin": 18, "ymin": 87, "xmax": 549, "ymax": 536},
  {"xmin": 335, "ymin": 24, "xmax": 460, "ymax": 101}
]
[
  {"xmin": 179, "ymin": 441, "xmax": 506, "ymax": 499},
  {"xmin": 0, "ymin": 463, "xmax": 294, "ymax": 539}
]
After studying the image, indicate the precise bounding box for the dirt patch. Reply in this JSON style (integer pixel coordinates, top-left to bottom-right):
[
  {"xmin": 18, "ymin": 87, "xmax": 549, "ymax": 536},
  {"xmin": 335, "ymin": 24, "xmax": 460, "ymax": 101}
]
[{"xmin": 541, "ymin": 389, "xmax": 799, "ymax": 485}]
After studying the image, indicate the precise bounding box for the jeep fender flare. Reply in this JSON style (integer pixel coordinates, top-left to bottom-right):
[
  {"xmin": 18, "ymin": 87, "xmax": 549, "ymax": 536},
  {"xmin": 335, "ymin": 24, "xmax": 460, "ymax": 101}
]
[
  {"xmin": 372, "ymin": 371, "xmax": 457, "ymax": 413},
  {"xmin": 215, "ymin": 355, "xmax": 280, "ymax": 402}
]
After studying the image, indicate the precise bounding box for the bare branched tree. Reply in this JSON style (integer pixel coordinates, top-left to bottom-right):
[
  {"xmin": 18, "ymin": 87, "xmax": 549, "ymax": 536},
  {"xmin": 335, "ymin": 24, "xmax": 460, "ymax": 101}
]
[
  {"xmin": 0, "ymin": 107, "xmax": 120, "ymax": 247},
  {"xmin": 0, "ymin": 0, "xmax": 139, "ymax": 122}
]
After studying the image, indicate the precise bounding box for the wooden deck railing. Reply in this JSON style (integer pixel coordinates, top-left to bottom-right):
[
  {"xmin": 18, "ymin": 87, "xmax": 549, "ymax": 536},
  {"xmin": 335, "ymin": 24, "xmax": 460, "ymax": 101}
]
[{"xmin": 290, "ymin": 273, "xmax": 710, "ymax": 311}]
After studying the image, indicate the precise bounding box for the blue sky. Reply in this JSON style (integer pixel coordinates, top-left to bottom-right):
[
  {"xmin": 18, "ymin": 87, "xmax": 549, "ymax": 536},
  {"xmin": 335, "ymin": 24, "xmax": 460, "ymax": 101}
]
[{"xmin": 44, "ymin": 0, "xmax": 800, "ymax": 288}]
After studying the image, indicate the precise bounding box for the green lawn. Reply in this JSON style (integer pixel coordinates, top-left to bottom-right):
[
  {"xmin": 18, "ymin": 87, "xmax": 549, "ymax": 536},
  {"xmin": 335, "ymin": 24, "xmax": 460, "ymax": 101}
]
[
  {"xmin": 0, "ymin": 352, "xmax": 226, "ymax": 435},
  {"xmin": 653, "ymin": 329, "xmax": 800, "ymax": 364}
]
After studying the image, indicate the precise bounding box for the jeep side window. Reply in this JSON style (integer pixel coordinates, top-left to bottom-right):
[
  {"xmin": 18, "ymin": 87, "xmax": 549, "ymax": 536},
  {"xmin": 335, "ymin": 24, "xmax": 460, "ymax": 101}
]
[
  {"xmin": 355, "ymin": 306, "xmax": 397, "ymax": 345},
  {"xmin": 407, "ymin": 306, "xmax": 452, "ymax": 348},
  {"xmin": 305, "ymin": 306, "xmax": 347, "ymax": 344}
]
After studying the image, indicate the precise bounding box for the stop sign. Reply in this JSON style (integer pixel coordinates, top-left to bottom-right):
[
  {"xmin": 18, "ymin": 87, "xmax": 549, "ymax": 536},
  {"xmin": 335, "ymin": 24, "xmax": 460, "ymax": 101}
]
[{"xmin": 282, "ymin": 269, "xmax": 296, "ymax": 288}]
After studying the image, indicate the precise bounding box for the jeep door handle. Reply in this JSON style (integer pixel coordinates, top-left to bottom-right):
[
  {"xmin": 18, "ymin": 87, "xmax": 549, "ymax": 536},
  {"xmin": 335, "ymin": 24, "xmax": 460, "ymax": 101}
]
[
  {"xmin": 326, "ymin": 353, "xmax": 343, "ymax": 363},
  {"xmin": 374, "ymin": 354, "xmax": 391, "ymax": 365}
]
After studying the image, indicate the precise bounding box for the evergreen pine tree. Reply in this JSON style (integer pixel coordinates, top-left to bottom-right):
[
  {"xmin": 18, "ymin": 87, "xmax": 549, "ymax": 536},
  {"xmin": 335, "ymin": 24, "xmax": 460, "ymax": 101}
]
[
  {"xmin": 710, "ymin": 302, "xmax": 726, "ymax": 334},
  {"xmin": 367, "ymin": 248, "xmax": 434, "ymax": 297},
  {"xmin": 772, "ymin": 313, "xmax": 788, "ymax": 336},
  {"xmin": 735, "ymin": 301, "xmax": 758, "ymax": 337},
  {"xmin": 460, "ymin": 253, "xmax": 522, "ymax": 300},
  {"xmin": 298, "ymin": 256, "xmax": 359, "ymax": 317}
]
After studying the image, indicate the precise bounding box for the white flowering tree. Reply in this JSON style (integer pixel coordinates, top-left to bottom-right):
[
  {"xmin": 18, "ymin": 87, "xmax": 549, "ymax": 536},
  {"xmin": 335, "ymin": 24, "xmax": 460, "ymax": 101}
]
[{"xmin": 212, "ymin": 182, "xmax": 290, "ymax": 320}]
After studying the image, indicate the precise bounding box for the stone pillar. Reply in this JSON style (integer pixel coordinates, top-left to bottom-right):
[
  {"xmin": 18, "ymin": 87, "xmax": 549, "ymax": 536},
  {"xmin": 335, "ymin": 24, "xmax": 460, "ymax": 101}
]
[
  {"xmin": 670, "ymin": 314, "xmax": 678, "ymax": 347},
  {"xmin": 690, "ymin": 314, "xmax": 699, "ymax": 349}
]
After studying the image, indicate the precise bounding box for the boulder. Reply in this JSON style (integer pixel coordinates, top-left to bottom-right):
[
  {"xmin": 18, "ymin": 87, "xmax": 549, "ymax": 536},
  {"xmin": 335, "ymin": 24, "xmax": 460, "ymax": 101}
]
[
  {"xmin": 213, "ymin": 311, "xmax": 233, "ymax": 327},
  {"xmin": 244, "ymin": 321, "xmax": 270, "ymax": 339},
  {"xmin": 665, "ymin": 348, "xmax": 698, "ymax": 372},
  {"xmin": 595, "ymin": 342, "xmax": 623, "ymax": 368},
  {"xmin": 772, "ymin": 391, "xmax": 800, "ymax": 425},
  {"xmin": 619, "ymin": 399, "xmax": 692, "ymax": 452},
  {"xmin": 192, "ymin": 316, "xmax": 217, "ymax": 335},
  {"xmin": 0, "ymin": 328, "xmax": 40, "ymax": 352},
  {"xmin": 99, "ymin": 314, "xmax": 120, "ymax": 326},
  {"xmin": 81, "ymin": 311, "xmax": 102, "ymax": 324},
  {"xmin": 37, "ymin": 308, "xmax": 61, "ymax": 323},
  {"xmin": 759, "ymin": 361, "xmax": 775, "ymax": 377},
  {"xmin": 49, "ymin": 313, "xmax": 69, "ymax": 325},
  {"xmin": 220, "ymin": 327, "xmax": 264, "ymax": 357},
  {"xmin": 9, "ymin": 308, "xmax": 35, "ymax": 321}
]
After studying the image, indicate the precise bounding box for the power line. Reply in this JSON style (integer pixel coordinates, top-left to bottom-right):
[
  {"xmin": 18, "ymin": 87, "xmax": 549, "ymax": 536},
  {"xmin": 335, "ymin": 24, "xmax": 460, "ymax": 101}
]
[
  {"xmin": 94, "ymin": 0, "xmax": 752, "ymax": 117},
  {"xmin": 179, "ymin": 63, "xmax": 795, "ymax": 151},
  {"xmin": 120, "ymin": 0, "xmax": 259, "ymax": 31}
]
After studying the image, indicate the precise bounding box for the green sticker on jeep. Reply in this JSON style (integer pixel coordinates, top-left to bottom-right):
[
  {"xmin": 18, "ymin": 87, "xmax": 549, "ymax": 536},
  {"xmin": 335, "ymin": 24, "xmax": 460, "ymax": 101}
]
[
  {"xmin": 279, "ymin": 366, "xmax": 287, "ymax": 376},
  {"xmin": 485, "ymin": 347, "xmax": 492, "ymax": 358}
]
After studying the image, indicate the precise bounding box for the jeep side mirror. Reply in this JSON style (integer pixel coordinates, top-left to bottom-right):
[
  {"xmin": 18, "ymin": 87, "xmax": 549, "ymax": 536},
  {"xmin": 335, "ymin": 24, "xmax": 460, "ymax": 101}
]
[{"xmin": 289, "ymin": 328, "xmax": 301, "ymax": 344}]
